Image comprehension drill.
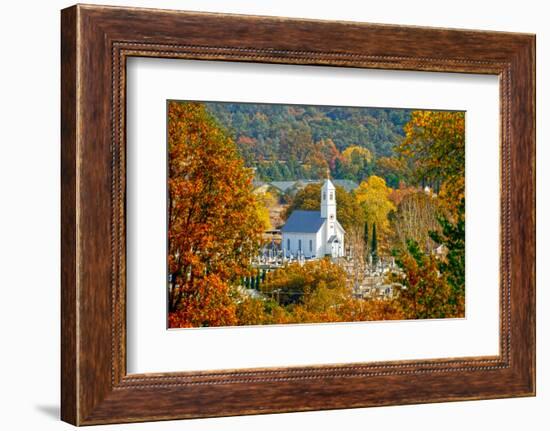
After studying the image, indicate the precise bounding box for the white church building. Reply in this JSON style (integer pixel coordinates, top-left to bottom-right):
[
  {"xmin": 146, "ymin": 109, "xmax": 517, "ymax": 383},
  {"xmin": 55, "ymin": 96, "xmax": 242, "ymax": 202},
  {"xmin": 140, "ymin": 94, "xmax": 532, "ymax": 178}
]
[{"xmin": 281, "ymin": 178, "xmax": 345, "ymax": 259}]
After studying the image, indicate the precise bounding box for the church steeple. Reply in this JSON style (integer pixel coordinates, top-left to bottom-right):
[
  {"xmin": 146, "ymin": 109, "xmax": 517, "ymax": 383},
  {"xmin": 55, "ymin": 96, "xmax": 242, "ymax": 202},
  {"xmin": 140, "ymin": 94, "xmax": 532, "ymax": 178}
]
[{"xmin": 320, "ymin": 175, "xmax": 336, "ymax": 222}]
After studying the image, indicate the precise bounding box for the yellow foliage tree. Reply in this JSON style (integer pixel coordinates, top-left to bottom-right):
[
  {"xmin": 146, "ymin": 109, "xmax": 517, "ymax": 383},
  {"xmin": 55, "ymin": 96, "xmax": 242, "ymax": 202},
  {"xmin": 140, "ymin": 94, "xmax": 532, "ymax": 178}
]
[
  {"xmin": 342, "ymin": 145, "xmax": 372, "ymax": 163},
  {"xmin": 253, "ymin": 190, "xmax": 276, "ymax": 231},
  {"xmin": 341, "ymin": 145, "xmax": 372, "ymax": 179},
  {"xmin": 355, "ymin": 175, "xmax": 396, "ymax": 235},
  {"xmin": 398, "ymin": 110, "xmax": 465, "ymax": 218}
]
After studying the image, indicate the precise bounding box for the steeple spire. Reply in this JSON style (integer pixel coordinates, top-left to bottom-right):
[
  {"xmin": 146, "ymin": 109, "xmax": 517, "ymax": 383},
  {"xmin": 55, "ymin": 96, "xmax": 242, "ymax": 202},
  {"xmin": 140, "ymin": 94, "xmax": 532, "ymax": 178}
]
[{"xmin": 320, "ymin": 175, "xmax": 336, "ymax": 220}]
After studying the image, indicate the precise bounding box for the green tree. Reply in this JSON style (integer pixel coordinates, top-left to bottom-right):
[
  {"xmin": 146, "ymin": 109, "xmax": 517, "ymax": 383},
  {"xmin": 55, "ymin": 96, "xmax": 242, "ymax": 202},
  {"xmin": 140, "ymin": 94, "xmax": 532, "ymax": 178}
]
[
  {"xmin": 371, "ymin": 223, "xmax": 378, "ymax": 264},
  {"xmin": 363, "ymin": 222, "xmax": 369, "ymax": 255},
  {"xmin": 429, "ymin": 198, "xmax": 465, "ymax": 314},
  {"xmin": 256, "ymin": 273, "xmax": 262, "ymax": 290}
]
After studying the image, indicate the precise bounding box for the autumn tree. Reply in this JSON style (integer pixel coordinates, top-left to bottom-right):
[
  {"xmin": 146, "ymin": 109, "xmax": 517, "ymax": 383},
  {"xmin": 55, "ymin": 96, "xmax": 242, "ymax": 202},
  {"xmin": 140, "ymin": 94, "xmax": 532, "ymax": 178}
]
[
  {"xmin": 279, "ymin": 125, "xmax": 314, "ymax": 162},
  {"xmin": 391, "ymin": 191, "xmax": 439, "ymax": 252},
  {"xmin": 253, "ymin": 189, "xmax": 277, "ymax": 231},
  {"xmin": 236, "ymin": 135, "xmax": 258, "ymax": 166},
  {"xmin": 259, "ymin": 259, "xmax": 406, "ymax": 324},
  {"xmin": 261, "ymin": 259, "xmax": 348, "ymax": 307},
  {"xmin": 235, "ymin": 297, "xmax": 290, "ymax": 326},
  {"xmin": 341, "ymin": 145, "xmax": 373, "ymax": 180},
  {"xmin": 304, "ymin": 148, "xmax": 329, "ymax": 179},
  {"xmin": 338, "ymin": 298, "xmax": 405, "ymax": 322},
  {"xmin": 283, "ymin": 183, "xmax": 320, "ymax": 216},
  {"xmin": 389, "ymin": 111, "xmax": 466, "ymax": 319},
  {"xmin": 390, "ymin": 240, "xmax": 454, "ymax": 319},
  {"xmin": 397, "ymin": 110, "xmax": 465, "ymax": 217},
  {"xmin": 374, "ymin": 156, "xmax": 410, "ymax": 188},
  {"xmin": 387, "ymin": 183, "xmax": 418, "ymax": 208},
  {"xmin": 355, "ymin": 175, "xmax": 396, "ymax": 244},
  {"xmin": 318, "ymin": 138, "xmax": 342, "ymax": 171},
  {"xmin": 167, "ymin": 101, "xmax": 264, "ymax": 328},
  {"xmin": 390, "ymin": 199, "xmax": 465, "ymax": 319}
]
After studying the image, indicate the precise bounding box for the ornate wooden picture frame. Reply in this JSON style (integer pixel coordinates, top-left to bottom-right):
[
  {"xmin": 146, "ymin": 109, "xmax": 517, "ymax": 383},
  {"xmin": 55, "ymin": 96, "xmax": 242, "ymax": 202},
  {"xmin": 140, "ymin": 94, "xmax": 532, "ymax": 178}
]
[{"xmin": 61, "ymin": 4, "xmax": 535, "ymax": 425}]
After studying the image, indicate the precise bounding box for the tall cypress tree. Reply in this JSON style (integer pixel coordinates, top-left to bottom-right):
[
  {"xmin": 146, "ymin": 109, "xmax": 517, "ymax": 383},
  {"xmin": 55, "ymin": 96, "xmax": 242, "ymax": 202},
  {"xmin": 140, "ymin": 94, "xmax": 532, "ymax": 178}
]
[
  {"xmin": 371, "ymin": 223, "xmax": 379, "ymax": 265},
  {"xmin": 256, "ymin": 273, "xmax": 262, "ymax": 290},
  {"xmin": 363, "ymin": 221, "xmax": 370, "ymax": 260}
]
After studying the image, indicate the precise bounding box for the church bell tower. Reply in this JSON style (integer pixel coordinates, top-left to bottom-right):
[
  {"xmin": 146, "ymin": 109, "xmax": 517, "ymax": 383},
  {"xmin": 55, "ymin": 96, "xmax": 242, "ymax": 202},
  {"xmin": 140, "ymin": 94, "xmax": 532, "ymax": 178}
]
[{"xmin": 321, "ymin": 173, "xmax": 337, "ymax": 237}]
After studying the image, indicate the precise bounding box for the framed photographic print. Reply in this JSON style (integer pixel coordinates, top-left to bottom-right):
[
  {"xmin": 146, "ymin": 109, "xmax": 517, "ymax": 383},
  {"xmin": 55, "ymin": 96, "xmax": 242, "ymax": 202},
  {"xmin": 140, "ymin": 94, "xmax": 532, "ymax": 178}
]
[{"xmin": 61, "ymin": 4, "xmax": 535, "ymax": 425}]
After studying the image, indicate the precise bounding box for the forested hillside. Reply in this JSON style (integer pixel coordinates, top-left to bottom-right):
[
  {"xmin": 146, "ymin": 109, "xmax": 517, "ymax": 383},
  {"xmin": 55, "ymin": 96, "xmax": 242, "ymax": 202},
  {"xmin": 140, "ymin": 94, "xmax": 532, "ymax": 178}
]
[{"xmin": 205, "ymin": 102, "xmax": 411, "ymax": 185}]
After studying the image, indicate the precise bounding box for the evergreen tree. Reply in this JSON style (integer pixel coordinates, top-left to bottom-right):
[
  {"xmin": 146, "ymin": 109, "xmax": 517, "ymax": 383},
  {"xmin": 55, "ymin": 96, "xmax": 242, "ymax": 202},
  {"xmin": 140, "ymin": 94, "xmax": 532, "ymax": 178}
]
[
  {"xmin": 256, "ymin": 273, "xmax": 262, "ymax": 290},
  {"xmin": 429, "ymin": 198, "xmax": 465, "ymax": 311},
  {"xmin": 279, "ymin": 163, "xmax": 292, "ymax": 180},
  {"xmin": 363, "ymin": 222, "xmax": 370, "ymax": 256},
  {"xmin": 371, "ymin": 223, "xmax": 379, "ymax": 264}
]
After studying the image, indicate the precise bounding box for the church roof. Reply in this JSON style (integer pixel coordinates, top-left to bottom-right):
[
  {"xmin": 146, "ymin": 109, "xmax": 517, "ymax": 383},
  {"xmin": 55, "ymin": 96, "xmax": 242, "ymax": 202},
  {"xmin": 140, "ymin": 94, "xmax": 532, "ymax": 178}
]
[{"xmin": 281, "ymin": 210, "xmax": 325, "ymax": 233}]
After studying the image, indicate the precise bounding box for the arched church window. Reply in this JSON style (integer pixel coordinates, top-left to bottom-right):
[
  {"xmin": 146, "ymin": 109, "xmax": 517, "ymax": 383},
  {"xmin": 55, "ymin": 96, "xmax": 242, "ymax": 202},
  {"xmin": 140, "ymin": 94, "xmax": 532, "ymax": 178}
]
[
  {"xmin": 323, "ymin": 192, "xmax": 326, "ymax": 200},
  {"xmin": 329, "ymin": 192, "xmax": 333, "ymax": 200}
]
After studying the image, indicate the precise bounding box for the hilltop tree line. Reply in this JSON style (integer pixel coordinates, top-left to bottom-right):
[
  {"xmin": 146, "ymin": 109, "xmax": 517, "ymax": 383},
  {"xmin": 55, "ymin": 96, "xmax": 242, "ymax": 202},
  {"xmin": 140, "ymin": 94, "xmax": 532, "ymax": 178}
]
[{"xmin": 205, "ymin": 102, "xmax": 411, "ymax": 186}]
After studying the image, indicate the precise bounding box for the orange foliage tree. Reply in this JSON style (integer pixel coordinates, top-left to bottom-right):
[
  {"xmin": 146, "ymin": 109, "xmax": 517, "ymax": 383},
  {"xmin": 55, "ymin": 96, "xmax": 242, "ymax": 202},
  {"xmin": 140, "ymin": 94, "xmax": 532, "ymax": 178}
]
[
  {"xmin": 256, "ymin": 259, "xmax": 404, "ymax": 324},
  {"xmin": 261, "ymin": 258, "xmax": 349, "ymax": 307},
  {"xmin": 167, "ymin": 101, "xmax": 264, "ymax": 328},
  {"xmin": 390, "ymin": 241, "xmax": 452, "ymax": 319}
]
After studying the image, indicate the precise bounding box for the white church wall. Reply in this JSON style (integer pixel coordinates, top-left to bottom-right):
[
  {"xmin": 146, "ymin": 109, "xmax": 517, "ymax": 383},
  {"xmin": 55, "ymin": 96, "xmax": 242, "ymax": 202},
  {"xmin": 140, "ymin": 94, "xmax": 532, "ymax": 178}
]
[
  {"xmin": 315, "ymin": 228, "xmax": 324, "ymax": 257},
  {"xmin": 337, "ymin": 225, "xmax": 345, "ymax": 257},
  {"xmin": 282, "ymin": 232, "xmax": 318, "ymax": 258}
]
